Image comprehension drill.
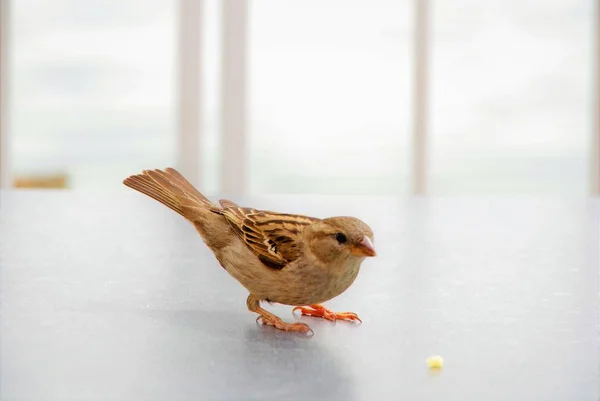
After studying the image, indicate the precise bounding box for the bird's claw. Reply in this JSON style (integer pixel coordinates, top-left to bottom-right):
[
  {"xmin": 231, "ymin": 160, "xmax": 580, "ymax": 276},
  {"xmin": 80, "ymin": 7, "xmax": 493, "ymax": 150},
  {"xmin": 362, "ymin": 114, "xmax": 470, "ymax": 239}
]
[
  {"xmin": 256, "ymin": 315, "xmax": 314, "ymax": 335},
  {"xmin": 293, "ymin": 305, "xmax": 362, "ymax": 323}
]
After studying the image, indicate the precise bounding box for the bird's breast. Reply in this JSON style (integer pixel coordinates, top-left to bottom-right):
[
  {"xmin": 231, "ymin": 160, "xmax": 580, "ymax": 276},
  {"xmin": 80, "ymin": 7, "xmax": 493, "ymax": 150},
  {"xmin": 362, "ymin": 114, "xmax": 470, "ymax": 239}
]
[
  {"xmin": 217, "ymin": 242, "xmax": 363, "ymax": 306},
  {"xmin": 270, "ymin": 258, "xmax": 362, "ymax": 306}
]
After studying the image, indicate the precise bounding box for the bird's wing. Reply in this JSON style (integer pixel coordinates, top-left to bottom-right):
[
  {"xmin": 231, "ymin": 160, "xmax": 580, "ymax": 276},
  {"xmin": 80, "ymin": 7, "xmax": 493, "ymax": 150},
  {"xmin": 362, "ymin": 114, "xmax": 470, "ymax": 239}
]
[
  {"xmin": 220, "ymin": 204, "xmax": 318, "ymax": 269},
  {"xmin": 219, "ymin": 199, "xmax": 239, "ymax": 209}
]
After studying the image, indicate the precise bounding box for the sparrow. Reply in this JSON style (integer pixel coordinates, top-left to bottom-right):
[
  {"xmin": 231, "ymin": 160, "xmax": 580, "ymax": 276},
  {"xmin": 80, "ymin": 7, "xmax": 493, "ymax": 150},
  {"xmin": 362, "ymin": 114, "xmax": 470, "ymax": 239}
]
[{"xmin": 123, "ymin": 168, "xmax": 376, "ymax": 334}]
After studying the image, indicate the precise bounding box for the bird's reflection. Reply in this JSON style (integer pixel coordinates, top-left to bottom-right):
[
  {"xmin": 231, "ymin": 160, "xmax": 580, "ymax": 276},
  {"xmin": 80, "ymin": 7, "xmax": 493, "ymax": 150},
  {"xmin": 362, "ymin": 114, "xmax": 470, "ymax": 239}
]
[
  {"xmin": 237, "ymin": 324, "xmax": 357, "ymax": 401},
  {"xmin": 140, "ymin": 305, "xmax": 356, "ymax": 401}
]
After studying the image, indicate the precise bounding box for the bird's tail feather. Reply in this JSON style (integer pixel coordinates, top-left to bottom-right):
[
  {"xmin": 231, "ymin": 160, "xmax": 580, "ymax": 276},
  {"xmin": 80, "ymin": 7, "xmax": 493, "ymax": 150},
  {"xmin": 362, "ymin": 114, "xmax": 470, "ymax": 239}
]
[{"xmin": 123, "ymin": 168, "xmax": 217, "ymax": 219}]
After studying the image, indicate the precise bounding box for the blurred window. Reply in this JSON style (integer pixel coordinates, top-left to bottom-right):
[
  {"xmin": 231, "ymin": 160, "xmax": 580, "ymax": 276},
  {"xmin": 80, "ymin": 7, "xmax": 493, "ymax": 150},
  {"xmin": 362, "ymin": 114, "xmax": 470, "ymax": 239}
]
[
  {"xmin": 430, "ymin": 0, "xmax": 593, "ymax": 195},
  {"xmin": 6, "ymin": 0, "xmax": 595, "ymax": 195},
  {"xmin": 11, "ymin": 0, "xmax": 177, "ymax": 188},
  {"xmin": 248, "ymin": 0, "xmax": 412, "ymax": 195}
]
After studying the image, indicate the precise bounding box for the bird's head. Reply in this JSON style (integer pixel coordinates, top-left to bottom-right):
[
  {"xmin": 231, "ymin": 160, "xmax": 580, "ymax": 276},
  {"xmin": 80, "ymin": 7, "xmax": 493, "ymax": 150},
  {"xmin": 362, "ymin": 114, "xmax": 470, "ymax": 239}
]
[{"xmin": 304, "ymin": 216, "xmax": 376, "ymax": 264}]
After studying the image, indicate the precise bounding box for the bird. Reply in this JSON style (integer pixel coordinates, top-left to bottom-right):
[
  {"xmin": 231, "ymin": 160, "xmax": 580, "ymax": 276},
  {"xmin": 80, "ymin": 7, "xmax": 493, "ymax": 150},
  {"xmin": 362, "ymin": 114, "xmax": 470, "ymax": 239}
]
[{"xmin": 122, "ymin": 167, "xmax": 376, "ymax": 334}]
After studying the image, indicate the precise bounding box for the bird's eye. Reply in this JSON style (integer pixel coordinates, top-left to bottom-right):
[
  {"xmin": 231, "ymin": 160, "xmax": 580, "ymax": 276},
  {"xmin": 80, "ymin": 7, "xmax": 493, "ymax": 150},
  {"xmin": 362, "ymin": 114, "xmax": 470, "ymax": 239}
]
[{"xmin": 335, "ymin": 232, "xmax": 347, "ymax": 244}]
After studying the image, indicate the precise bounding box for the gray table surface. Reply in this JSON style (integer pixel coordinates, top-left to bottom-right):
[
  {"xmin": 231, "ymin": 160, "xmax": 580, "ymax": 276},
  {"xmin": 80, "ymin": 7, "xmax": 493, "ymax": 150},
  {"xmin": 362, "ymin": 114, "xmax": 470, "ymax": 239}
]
[{"xmin": 0, "ymin": 191, "xmax": 598, "ymax": 401}]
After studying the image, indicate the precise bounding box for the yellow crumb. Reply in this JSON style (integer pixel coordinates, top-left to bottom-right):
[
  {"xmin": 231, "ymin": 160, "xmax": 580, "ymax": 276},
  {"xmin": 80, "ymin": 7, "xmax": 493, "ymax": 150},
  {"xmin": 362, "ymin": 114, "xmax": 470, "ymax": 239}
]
[{"xmin": 426, "ymin": 355, "xmax": 444, "ymax": 369}]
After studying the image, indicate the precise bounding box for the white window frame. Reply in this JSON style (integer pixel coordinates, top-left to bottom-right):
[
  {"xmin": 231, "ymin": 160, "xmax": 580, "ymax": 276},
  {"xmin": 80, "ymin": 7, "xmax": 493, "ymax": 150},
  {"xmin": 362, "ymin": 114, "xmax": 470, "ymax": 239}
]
[
  {"xmin": 413, "ymin": 0, "xmax": 429, "ymax": 195},
  {"xmin": 593, "ymin": 0, "xmax": 600, "ymax": 195},
  {"xmin": 219, "ymin": 0, "xmax": 247, "ymax": 196},
  {"xmin": 177, "ymin": 0, "xmax": 203, "ymax": 187},
  {"xmin": 0, "ymin": 0, "xmax": 10, "ymax": 189}
]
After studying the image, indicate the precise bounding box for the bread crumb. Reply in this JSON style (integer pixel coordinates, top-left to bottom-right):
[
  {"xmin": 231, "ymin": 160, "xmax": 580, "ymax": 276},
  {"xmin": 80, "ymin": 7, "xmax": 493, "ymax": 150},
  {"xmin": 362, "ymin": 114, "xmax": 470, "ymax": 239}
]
[{"xmin": 426, "ymin": 355, "xmax": 444, "ymax": 369}]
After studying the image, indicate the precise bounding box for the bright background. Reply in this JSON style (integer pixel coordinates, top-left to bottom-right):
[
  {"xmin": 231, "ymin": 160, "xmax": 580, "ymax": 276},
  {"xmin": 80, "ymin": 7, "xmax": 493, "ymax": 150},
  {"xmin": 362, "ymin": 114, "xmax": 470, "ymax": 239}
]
[{"xmin": 1, "ymin": 0, "xmax": 596, "ymax": 196}]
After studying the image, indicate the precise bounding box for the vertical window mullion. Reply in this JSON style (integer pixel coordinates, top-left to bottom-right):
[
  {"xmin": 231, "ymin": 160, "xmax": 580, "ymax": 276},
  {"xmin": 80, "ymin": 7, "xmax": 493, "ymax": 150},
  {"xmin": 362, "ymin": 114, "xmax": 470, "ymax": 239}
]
[
  {"xmin": 413, "ymin": 0, "xmax": 429, "ymax": 195},
  {"xmin": 178, "ymin": 0, "xmax": 203, "ymax": 186},
  {"xmin": 220, "ymin": 0, "xmax": 248, "ymax": 196}
]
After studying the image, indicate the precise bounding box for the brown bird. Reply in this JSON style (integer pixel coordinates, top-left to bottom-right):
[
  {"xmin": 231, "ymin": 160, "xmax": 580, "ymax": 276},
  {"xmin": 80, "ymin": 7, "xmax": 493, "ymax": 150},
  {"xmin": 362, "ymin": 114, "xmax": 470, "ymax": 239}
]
[{"xmin": 123, "ymin": 168, "xmax": 376, "ymax": 334}]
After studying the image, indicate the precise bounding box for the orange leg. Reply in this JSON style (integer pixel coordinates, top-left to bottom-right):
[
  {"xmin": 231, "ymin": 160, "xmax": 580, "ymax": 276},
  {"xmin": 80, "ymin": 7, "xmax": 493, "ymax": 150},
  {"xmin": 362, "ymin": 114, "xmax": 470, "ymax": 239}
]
[
  {"xmin": 292, "ymin": 304, "xmax": 362, "ymax": 323},
  {"xmin": 255, "ymin": 315, "xmax": 313, "ymax": 334},
  {"xmin": 247, "ymin": 294, "xmax": 313, "ymax": 335}
]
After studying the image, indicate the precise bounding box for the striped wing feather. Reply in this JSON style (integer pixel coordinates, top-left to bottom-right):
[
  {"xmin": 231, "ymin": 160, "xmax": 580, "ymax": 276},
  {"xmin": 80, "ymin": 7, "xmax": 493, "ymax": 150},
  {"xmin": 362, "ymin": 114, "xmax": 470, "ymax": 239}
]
[{"xmin": 219, "ymin": 201, "xmax": 318, "ymax": 269}]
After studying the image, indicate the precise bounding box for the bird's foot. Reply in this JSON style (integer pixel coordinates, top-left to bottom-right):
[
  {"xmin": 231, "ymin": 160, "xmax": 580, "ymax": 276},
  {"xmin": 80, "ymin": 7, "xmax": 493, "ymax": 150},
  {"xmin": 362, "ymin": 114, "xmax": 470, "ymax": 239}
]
[
  {"xmin": 256, "ymin": 315, "xmax": 314, "ymax": 335},
  {"xmin": 292, "ymin": 304, "xmax": 362, "ymax": 323}
]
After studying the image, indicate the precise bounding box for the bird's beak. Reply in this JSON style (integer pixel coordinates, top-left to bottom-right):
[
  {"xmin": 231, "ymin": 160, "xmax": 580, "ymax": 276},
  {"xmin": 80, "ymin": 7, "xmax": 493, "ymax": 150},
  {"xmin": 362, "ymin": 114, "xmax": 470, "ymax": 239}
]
[{"xmin": 351, "ymin": 236, "xmax": 377, "ymax": 257}]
